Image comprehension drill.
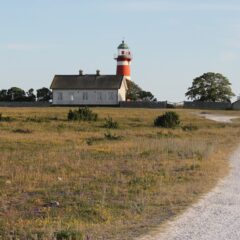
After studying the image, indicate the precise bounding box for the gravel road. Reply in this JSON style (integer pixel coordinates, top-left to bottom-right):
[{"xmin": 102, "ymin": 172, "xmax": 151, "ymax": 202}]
[{"xmin": 138, "ymin": 115, "xmax": 240, "ymax": 240}]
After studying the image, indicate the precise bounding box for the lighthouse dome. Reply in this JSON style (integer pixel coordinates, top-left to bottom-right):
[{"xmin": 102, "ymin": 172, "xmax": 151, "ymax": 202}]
[{"xmin": 118, "ymin": 41, "xmax": 129, "ymax": 49}]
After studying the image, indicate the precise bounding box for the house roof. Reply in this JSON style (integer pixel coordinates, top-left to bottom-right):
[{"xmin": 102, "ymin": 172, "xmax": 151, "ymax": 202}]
[{"xmin": 50, "ymin": 74, "xmax": 125, "ymax": 90}]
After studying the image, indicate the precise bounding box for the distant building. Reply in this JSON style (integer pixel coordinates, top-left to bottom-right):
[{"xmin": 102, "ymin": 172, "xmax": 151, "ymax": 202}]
[
  {"xmin": 50, "ymin": 70, "xmax": 128, "ymax": 105},
  {"xmin": 50, "ymin": 41, "xmax": 132, "ymax": 106}
]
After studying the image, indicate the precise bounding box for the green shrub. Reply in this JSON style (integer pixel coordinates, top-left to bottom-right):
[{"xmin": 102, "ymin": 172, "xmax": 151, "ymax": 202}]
[
  {"xmin": 55, "ymin": 230, "xmax": 83, "ymax": 240},
  {"xmin": 103, "ymin": 116, "xmax": 118, "ymax": 129},
  {"xmin": 154, "ymin": 111, "xmax": 180, "ymax": 128},
  {"xmin": 68, "ymin": 107, "xmax": 98, "ymax": 121}
]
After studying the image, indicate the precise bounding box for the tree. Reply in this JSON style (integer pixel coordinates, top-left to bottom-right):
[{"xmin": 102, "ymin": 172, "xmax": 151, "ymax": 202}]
[
  {"xmin": 7, "ymin": 87, "xmax": 26, "ymax": 101},
  {"xmin": 126, "ymin": 80, "xmax": 157, "ymax": 101},
  {"xmin": 185, "ymin": 72, "xmax": 235, "ymax": 102},
  {"xmin": 0, "ymin": 89, "xmax": 8, "ymax": 101},
  {"xmin": 126, "ymin": 80, "xmax": 142, "ymax": 101},
  {"xmin": 139, "ymin": 91, "xmax": 157, "ymax": 102},
  {"xmin": 26, "ymin": 88, "xmax": 36, "ymax": 101},
  {"xmin": 36, "ymin": 87, "xmax": 52, "ymax": 102}
]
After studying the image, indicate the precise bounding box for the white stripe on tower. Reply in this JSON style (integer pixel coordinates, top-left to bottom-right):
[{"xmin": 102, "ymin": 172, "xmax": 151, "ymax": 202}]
[{"xmin": 117, "ymin": 61, "xmax": 129, "ymax": 66}]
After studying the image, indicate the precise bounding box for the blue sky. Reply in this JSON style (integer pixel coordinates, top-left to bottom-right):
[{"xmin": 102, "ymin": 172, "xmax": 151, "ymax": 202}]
[{"xmin": 0, "ymin": 0, "xmax": 240, "ymax": 101}]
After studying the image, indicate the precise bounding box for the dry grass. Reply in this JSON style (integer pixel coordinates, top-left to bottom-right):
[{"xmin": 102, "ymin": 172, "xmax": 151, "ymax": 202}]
[{"xmin": 0, "ymin": 107, "xmax": 240, "ymax": 240}]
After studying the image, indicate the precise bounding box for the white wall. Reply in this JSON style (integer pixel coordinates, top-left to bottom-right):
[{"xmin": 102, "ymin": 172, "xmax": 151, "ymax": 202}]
[
  {"xmin": 118, "ymin": 81, "xmax": 127, "ymax": 102},
  {"xmin": 53, "ymin": 89, "xmax": 119, "ymax": 105}
]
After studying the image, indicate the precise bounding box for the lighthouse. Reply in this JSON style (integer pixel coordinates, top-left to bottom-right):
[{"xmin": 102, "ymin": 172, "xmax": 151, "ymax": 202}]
[{"xmin": 115, "ymin": 40, "xmax": 132, "ymax": 80}]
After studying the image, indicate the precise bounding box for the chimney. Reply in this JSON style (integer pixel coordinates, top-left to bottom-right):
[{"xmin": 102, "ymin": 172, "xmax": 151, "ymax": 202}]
[
  {"xmin": 79, "ymin": 70, "xmax": 83, "ymax": 76},
  {"xmin": 96, "ymin": 70, "xmax": 100, "ymax": 76}
]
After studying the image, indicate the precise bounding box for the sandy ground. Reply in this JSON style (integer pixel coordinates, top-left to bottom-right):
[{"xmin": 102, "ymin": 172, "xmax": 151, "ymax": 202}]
[
  {"xmin": 200, "ymin": 113, "xmax": 239, "ymax": 123},
  {"xmin": 138, "ymin": 115, "xmax": 240, "ymax": 240}
]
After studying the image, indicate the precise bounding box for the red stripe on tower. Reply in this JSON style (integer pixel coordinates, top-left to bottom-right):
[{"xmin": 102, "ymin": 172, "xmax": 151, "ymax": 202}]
[{"xmin": 114, "ymin": 40, "xmax": 132, "ymax": 80}]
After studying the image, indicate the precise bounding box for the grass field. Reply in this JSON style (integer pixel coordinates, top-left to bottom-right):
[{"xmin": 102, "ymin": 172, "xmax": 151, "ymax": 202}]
[{"xmin": 0, "ymin": 107, "xmax": 240, "ymax": 240}]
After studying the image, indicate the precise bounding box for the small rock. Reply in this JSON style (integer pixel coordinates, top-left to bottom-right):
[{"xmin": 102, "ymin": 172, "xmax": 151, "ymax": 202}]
[
  {"xmin": 5, "ymin": 180, "xmax": 11, "ymax": 185},
  {"xmin": 50, "ymin": 201, "xmax": 60, "ymax": 207}
]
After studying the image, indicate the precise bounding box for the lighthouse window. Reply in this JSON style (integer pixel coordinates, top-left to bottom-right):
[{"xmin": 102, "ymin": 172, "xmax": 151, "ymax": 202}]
[
  {"xmin": 122, "ymin": 51, "xmax": 124, "ymax": 55},
  {"xmin": 83, "ymin": 92, "xmax": 88, "ymax": 100}
]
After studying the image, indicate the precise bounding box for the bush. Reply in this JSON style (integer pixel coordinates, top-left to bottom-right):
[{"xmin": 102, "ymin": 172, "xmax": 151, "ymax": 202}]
[
  {"xmin": 154, "ymin": 111, "xmax": 180, "ymax": 128},
  {"xmin": 68, "ymin": 107, "xmax": 98, "ymax": 121},
  {"xmin": 103, "ymin": 116, "xmax": 118, "ymax": 129}
]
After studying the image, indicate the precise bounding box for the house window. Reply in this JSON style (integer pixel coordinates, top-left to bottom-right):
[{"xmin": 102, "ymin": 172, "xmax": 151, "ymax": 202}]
[
  {"xmin": 57, "ymin": 92, "xmax": 63, "ymax": 101},
  {"xmin": 69, "ymin": 92, "xmax": 74, "ymax": 102},
  {"xmin": 108, "ymin": 92, "xmax": 114, "ymax": 101},
  {"xmin": 83, "ymin": 92, "xmax": 88, "ymax": 100},
  {"xmin": 97, "ymin": 92, "xmax": 103, "ymax": 101}
]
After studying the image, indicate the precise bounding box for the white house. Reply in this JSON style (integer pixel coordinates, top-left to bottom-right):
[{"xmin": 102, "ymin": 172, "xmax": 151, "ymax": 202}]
[{"xmin": 50, "ymin": 70, "xmax": 128, "ymax": 105}]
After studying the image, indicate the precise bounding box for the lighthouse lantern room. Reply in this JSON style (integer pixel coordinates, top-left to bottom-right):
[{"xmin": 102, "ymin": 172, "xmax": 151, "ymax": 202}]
[{"xmin": 115, "ymin": 40, "xmax": 132, "ymax": 80}]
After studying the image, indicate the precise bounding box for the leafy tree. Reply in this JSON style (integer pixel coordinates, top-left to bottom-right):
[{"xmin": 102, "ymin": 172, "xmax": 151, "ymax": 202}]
[
  {"xmin": 186, "ymin": 72, "xmax": 235, "ymax": 102},
  {"xmin": 36, "ymin": 87, "xmax": 52, "ymax": 102},
  {"xmin": 0, "ymin": 89, "xmax": 8, "ymax": 101},
  {"xmin": 126, "ymin": 80, "xmax": 142, "ymax": 101},
  {"xmin": 7, "ymin": 87, "xmax": 26, "ymax": 101},
  {"xmin": 126, "ymin": 80, "xmax": 157, "ymax": 101},
  {"xmin": 139, "ymin": 90, "xmax": 157, "ymax": 102},
  {"xmin": 26, "ymin": 88, "xmax": 36, "ymax": 101}
]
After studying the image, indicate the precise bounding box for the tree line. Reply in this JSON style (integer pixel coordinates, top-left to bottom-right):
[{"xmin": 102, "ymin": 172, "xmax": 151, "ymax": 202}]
[
  {"xmin": 0, "ymin": 87, "xmax": 52, "ymax": 102},
  {"xmin": 0, "ymin": 72, "xmax": 236, "ymax": 103}
]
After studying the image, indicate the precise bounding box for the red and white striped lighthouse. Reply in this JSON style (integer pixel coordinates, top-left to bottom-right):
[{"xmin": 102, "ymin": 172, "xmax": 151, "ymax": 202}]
[{"xmin": 115, "ymin": 40, "xmax": 132, "ymax": 80}]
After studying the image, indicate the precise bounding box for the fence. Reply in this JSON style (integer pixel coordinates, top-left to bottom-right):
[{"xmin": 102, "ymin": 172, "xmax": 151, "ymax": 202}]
[
  {"xmin": 119, "ymin": 101, "xmax": 167, "ymax": 108},
  {"xmin": 0, "ymin": 102, "xmax": 51, "ymax": 107},
  {"xmin": 183, "ymin": 101, "xmax": 232, "ymax": 110}
]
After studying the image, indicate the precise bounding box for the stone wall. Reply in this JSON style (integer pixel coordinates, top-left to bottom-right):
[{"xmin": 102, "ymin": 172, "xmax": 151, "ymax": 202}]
[
  {"xmin": 232, "ymin": 100, "xmax": 240, "ymax": 110},
  {"xmin": 119, "ymin": 101, "xmax": 167, "ymax": 108},
  {"xmin": 0, "ymin": 102, "xmax": 51, "ymax": 107},
  {"xmin": 183, "ymin": 101, "xmax": 232, "ymax": 110}
]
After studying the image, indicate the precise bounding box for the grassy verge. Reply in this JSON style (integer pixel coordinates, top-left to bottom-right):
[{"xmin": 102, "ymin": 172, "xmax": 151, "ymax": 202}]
[{"xmin": 0, "ymin": 108, "xmax": 239, "ymax": 240}]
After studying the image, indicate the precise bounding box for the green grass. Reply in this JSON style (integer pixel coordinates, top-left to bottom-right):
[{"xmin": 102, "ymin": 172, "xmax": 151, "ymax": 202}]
[{"xmin": 0, "ymin": 108, "xmax": 240, "ymax": 239}]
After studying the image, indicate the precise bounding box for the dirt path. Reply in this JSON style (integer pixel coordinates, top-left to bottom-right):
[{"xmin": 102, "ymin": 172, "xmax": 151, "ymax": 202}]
[{"xmin": 138, "ymin": 115, "xmax": 240, "ymax": 240}]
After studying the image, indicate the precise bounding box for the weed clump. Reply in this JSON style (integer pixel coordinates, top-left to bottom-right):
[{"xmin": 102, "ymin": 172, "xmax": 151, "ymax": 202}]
[
  {"xmin": 0, "ymin": 113, "xmax": 12, "ymax": 122},
  {"xmin": 86, "ymin": 137, "xmax": 103, "ymax": 145},
  {"xmin": 12, "ymin": 128, "xmax": 32, "ymax": 134},
  {"xmin": 104, "ymin": 131, "xmax": 122, "ymax": 140},
  {"xmin": 25, "ymin": 116, "xmax": 49, "ymax": 123},
  {"xmin": 68, "ymin": 107, "xmax": 98, "ymax": 121},
  {"xmin": 55, "ymin": 230, "xmax": 83, "ymax": 240},
  {"xmin": 103, "ymin": 116, "xmax": 119, "ymax": 129},
  {"xmin": 154, "ymin": 111, "xmax": 180, "ymax": 128},
  {"xmin": 182, "ymin": 124, "xmax": 199, "ymax": 131}
]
